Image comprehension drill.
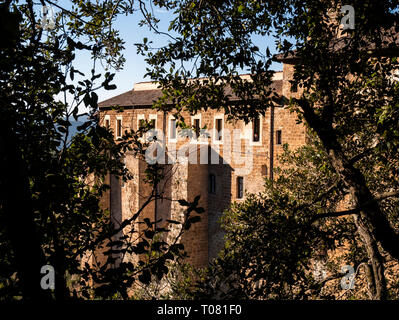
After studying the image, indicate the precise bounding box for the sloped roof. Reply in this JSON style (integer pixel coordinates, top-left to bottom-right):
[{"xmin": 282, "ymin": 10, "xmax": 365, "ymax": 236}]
[
  {"xmin": 99, "ymin": 80, "xmax": 283, "ymax": 109},
  {"xmin": 99, "ymin": 89, "xmax": 162, "ymax": 108}
]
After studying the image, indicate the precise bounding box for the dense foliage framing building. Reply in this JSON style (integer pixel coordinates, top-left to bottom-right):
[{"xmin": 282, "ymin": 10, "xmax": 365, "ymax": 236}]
[{"xmin": 98, "ymin": 60, "xmax": 307, "ymax": 268}]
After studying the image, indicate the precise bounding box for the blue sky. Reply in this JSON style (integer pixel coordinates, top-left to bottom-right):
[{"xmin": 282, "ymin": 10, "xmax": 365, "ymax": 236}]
[
  {"xmin": 94, "ymin": 9, "xmax": 176, "ymax": 102},
  {"xmin": 70, "ymin": 8, "xmax": 173, "ymax": 108},
  {"xmin": 53, "ymin": 1, "xmax": 282, "ymax": 111}
]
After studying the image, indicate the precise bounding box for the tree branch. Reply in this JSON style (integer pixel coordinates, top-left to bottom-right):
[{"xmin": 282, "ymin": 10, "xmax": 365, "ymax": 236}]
[
  {"xmin": 311, "ymin": 190, "xmax": 399, "ymax": 223},
  {"xmin": 348, "ymin": 148, "xmax": 375, "ymax": 165}
]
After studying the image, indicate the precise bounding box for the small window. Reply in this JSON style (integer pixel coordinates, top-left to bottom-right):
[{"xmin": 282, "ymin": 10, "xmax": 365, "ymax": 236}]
[
  {"xmin": 148, "ymin": 118, "xmax": 158, "ymax": 140},
  {"xmin": 209, "ymin": 174, "xmax": 216, "ymax": 194},
  {"xmin": 116, "ymin": 118, "xmax": 122, "ymax": 138},
  {"xmin": 169, "ymin": 118, "xmax": 177, "ymax": 140},
  {"xmin": 237, "ymin": 176, "xmax": 244, "ymax": 199},
  {"xmin": 137, "ymin": 117, "xmax": 146, "ymax": 137},
  {"xmin": 139, "ymin": 119, "xmax": 146, "ymax": 128},
  {"xmin": 149, "ymin": 115, "xmax": 157, "ymax": 129},
  {"xmin": 261, "ymin": 165, "xmax": 268, "ymax": 176},
  {"xmin": 193, "ymin": 118, "xmax": 200, "ymax": 140},
  {"xmin": 215, "ymin": 118, "xmax": 223, "ymax": 141},
  {"xmin": 253, "ymin": 116, "xmax": 260, "ymax": 142},
  {"xmin": 104, "ymin": 117, "xmax": 110, "ymax": 129},
  {"xmin": 276, "ymin": 130, "xmax": 282, "ymax": 145}
]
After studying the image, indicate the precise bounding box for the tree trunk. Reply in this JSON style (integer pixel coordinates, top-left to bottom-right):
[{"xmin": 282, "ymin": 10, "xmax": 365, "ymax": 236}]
[
  {"xmin": 353, "ymin": 214, "xmax": 387, "ymax": 299},
  {"xmin": 298, "ymin": 100, "xmax": 396, "ymax": 300},
  {"xmin": 325, "ymin": 135, "xmax": 399, "ymax": 264},
  {"xmin": 300, "ymin": 100, "xmax": 399, "ymax": 263},
  {"xmin": 0, "ymin": 123, "xmax": 51, "ymax": 300}
]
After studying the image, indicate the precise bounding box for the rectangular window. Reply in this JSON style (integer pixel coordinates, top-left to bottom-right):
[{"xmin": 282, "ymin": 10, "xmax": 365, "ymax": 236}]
[
  {"xmin": 139, "ymin": 119, "xmax": 146, "ymax": 128},
  {"xmin": 117, "ymin": 119, "xmax": 122, "ymax": 137},
  {"xmin": 149, "ymin": 114, "xmax": 157, "ymax": 129},
  {"xmin": 209, "ymin": 174, "xmax": 216, "ymax": 194},
  {"xmin": 148, "ymin": 116, "xmax": 157, "ymax": 140},
  {"xmin": 253, "ymin": 116, "xmax": 260, "ymax": 142},
  {"xmin": 116, "ymin": 117, "xmax": 122, "ymax": 138},
  {"xmin": 169, "ymin": 118, "xmax": 177, "ymax": 140},
  {"xmin": 193, "ymin": 118, "xmax": 200, "ymax": 140},
  {"xmin": 137, "ymin": 115, "xmax": 146, "ymax": 137},
  {"xmin": 261, "ymin": 165, "xmax": 268, "ymax": 176},
  {"xmin": 105, "ymin": 118, "xmax": 110, "ymax": 129},
  {"xmin": 237, "ymin": 176, "xmax": 244, "ymax": 199},
  {"xmin": 215, "ymin": 118, "xmax": 223, "ymax": 141},
  {"xmin": 276, "ymin": 130, "xmax": 282, "ymax": 145}
]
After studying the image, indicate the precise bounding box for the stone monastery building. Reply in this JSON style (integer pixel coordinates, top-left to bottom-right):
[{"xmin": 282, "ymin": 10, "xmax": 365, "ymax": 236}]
[{"xmin": 98, "ymin": 59, "xmax": 306, "ymax": 268}]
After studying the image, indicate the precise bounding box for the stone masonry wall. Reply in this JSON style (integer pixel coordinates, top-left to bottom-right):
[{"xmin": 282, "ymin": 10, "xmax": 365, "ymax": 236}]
[{"xmin": 98, "ymin": 65, "xmax": 307, "ymax": 268}]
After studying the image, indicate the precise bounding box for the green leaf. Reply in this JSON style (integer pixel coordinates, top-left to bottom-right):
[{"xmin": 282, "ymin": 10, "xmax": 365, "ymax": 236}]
[
  {"xmin": 143, "ymin": 218, "xmax": 152, "ymax": 227},
  {"xmin": 178, "ymin": 199, "xmax": 190, "ymax": 207},
  {"xmin": 138, "ymin": 270, "xmax": 151, "ymax": 284},
  {"xmin": 194, "ymin": 207, "xmax": 205, "ymax": 214},
  {"xmin": 189, "ymin": 215, "xmax": 201, "ymax": 224},
  {"xmin": 166, "ymin": 219, "xmax": 181, "ymax": 224}
]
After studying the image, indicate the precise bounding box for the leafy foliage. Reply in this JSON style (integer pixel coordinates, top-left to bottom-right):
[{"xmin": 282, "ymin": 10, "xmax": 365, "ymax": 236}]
[
  {"xmin": 0, "ymin": 0, "xmax": 203, "ymax": 300},
  {"xmin": 140, "ymin": 0, "xmax": 399, "ymax": 299}
]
